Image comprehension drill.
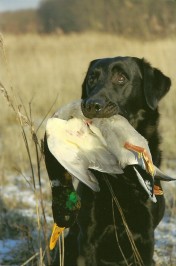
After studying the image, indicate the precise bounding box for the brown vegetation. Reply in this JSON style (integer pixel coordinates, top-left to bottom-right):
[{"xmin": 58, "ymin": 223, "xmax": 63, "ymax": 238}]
[
  {"xmin": 0, "ymin": 0, "xmax": 176, "ymax": 39},
  {"xmin": 0, "ymin": 10, "xmax": 41, "ymax": 34}
]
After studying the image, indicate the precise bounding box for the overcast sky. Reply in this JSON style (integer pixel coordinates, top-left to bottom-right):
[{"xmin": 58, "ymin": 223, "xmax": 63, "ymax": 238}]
[{"xmin": 0, "ymin": 0, "xmax": 41, "ymax": 12}]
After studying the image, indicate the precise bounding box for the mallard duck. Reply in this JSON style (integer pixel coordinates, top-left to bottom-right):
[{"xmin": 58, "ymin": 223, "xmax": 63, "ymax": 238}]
[
  {"xmin": 46, "ymin": 99, "xmax": 175, "ymax": 250},
  {"xmin": 46, "ymin": 100, "xmax": 175, "ymax": 202}
]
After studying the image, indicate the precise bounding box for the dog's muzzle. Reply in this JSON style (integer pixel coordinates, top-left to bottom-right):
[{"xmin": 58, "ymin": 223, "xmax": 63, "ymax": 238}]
[{"xmin": 81, "ymin": 97, "xmax": 123, "ymax": 119}]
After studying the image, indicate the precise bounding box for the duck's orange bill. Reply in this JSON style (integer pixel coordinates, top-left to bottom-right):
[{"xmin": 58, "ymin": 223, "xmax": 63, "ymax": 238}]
[
  {"xmin": 124, "ymin": 142, "xmax": 155, "ymax": 176},
  {"xmin": 49, "ymin": 223, "xmax": 65, "ymax": 250},
  {"xmin": 154, "ymin": 185, "xmax": 164, "ymax": 196}
]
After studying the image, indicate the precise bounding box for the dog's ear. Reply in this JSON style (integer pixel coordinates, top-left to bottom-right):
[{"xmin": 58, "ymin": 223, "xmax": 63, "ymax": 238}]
[
  {"xmin": 142, "ymin": 59, "xmax": 171, "ymax": 110},
  {"xmin": 81, "ymin": 59, "xmax": 99, "ymax": 99}
]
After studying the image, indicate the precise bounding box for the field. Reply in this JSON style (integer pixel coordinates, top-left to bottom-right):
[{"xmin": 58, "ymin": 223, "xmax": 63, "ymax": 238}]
[{"xmin": 0, "ymin": 33, "xmax": 176, "ymax": 265}]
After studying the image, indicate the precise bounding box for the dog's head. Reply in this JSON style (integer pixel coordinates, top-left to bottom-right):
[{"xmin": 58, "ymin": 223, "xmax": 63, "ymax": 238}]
[{"xmin": 81, "ymin": 57, "xmax": 171, "ymax": 121}]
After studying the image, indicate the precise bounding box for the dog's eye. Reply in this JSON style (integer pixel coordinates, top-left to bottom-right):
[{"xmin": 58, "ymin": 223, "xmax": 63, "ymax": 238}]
[
  {"xmin": 112, "ymin": 72, "xmax": 126, "ymax": 85},
  {"xmin": 117, "ymin": 73, "xmax": 126, "ymax": 84}
]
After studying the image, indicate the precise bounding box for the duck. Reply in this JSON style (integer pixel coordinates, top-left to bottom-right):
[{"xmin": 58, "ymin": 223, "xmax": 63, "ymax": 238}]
[
  {"xmin": 46, "ymin": 99, "xmax": 175, "ymax": 203},
  {"xmin": 46, "ymin": 99, "xmax": 176, "ymax": 250}
]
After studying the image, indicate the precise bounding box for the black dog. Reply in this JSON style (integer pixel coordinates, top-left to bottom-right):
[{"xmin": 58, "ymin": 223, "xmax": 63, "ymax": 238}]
[{"xmin": 44, "ymin": 57, "xmax": 171, "ymax": 266}]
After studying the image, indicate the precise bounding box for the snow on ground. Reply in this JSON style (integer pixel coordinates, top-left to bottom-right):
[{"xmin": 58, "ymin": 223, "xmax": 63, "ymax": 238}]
[
  {"xmin": 0, "ymin": 173, "xmax": 52, "ymax": 265},
  {"xmin": 0, "ymin": 239, "xmax": 25, "ymax": 265},
  {"xmin": 154, "ymin": 170, "xmax": 176, "ymax": 265},
  {"xmin": 2, "ymin": 184, "xmax": 36, "ymax": 208},
  {"xmin": 154, "ymin": 216, "xmax": 176, "ymax": 265}
]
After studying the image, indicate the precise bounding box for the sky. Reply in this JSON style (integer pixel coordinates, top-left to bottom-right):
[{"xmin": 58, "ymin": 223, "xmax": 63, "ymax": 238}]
[{"xmin": 0, "ymin": 0, "xmax": 41, "ymax": 12}]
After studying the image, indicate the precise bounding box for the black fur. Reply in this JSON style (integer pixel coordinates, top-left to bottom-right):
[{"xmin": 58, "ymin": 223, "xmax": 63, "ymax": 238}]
[{"xmin": 44, "ymin": 57, "xmax": 171, "ymax": 266}]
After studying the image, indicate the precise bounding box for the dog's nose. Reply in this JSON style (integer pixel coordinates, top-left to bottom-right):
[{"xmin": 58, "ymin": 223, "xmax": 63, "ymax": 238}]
[{"xmin": 81, "ymin": 98, "xmax": 105, "ymax": 118}]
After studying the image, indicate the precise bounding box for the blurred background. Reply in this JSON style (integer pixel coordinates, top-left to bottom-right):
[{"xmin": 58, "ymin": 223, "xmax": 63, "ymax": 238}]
[{"xmin": 0, "ymin": 1, "xmax": 176, "ymax": 265}]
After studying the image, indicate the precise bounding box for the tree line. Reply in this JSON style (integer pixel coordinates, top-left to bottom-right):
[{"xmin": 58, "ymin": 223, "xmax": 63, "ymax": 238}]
[{"xmin": 0, "ymin": 0, "xmax": 176, "ymax": 39}]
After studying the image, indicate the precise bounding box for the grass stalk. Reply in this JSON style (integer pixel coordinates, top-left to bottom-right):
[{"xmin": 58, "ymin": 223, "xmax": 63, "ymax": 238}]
[
  {"xmin": 20, "ymin": 252, "xmax": 39, "ymax": 266},
  {"xmin": 104, "ymin": 175, "xmax": 144, "ymax": 266},
  {"xmin": 0, "ymin": 35, "xmax": 51, "ymax": 266}
]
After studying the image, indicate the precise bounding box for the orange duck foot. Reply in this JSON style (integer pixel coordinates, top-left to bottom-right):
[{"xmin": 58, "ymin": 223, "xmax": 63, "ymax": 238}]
[
  {"xmin": 124, "ymin": 142, "xmax": 155, "ymax": 176},
  {"xmin": 154, "ymin": 185, "xmax": 164, "ymax": 196}
]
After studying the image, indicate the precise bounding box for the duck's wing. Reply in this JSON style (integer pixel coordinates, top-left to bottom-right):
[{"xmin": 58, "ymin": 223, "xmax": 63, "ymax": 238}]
[
  {"xmin": 46, "ymin": 118, "xmax": 100, "ymax": 192},
  {"xmin": 154, "ymin": 166, "xmax": 176, "ymax": 181},
  {"xmin": 69, "ymin": 167, "xmax": 100, "ymax": 192},
  {"xmin": 92, "ymin": 118, "xmax": 153, "ymax": 173},
  {"xmin": 84, "ymin": 121, "xmax": 124, "ymax": 174},
  {"xmin": 88, "ymin": 149, "xmax": 123, "ymax": 174}
]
